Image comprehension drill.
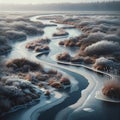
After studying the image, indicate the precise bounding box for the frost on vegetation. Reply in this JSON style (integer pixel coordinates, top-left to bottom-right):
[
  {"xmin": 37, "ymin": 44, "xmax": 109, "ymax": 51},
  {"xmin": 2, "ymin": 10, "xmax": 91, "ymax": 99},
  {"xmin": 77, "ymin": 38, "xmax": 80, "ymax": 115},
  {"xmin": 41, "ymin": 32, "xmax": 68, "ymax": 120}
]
[
  {"xmin": 93, "ymin": 57, "xmax": 120, "ymax": 74},
  {"xmin": 94, "ymin": 57, "xmax": 114, "ymax": 67},
  {"xmin": 79, "ymin": 21, "xmax": 94, "ymax": 26},
  {"xmin": 102, "ymin": 81, "xmax": 120, "ymax": 100},
  {"xmin": 104, "ymin": 34, "xmax": 120, "ymax": 42},
  {"xmin": 5, "ymin": 30, "xmax": 27, "ymax": 41},
  {"xmin": 6, "ymin": 58, "xmax": 43, "ymax": 73},
  {"xmin": 97, "ymin": 18, "xmax": 120, "ymax": 26},
  {"xmin": 0, "ymin": 77, "xmax": 41, "ymax": 115},
  {"xmin": 0, "ymin": 36, "xmax": 12, "ymax": 55},
  {"xmin": 25, "ymin": 38, "xmax": 50, "ymax": 52},
  {"xmin": 0, "ymin": 14, "xmax": 44, "ymax": 55},
  {"xmin": 85, "ymin": 32, "xmax": 105, "ymax": 41},
  {"xmin": 84, "ymin": 40, "xmax": 120, "ymax": 56},
  {"xmin": 54, "ymin": 15, "xmax": 120, "ymax": 73}
]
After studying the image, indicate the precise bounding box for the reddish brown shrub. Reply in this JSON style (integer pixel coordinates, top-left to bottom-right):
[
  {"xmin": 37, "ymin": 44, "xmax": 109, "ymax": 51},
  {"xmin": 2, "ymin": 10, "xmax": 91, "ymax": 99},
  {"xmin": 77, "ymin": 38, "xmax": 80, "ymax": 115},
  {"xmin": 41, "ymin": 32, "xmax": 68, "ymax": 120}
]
[{"xmin": 102, "ymin": 81, "xmax": 120, "ymax": 99}]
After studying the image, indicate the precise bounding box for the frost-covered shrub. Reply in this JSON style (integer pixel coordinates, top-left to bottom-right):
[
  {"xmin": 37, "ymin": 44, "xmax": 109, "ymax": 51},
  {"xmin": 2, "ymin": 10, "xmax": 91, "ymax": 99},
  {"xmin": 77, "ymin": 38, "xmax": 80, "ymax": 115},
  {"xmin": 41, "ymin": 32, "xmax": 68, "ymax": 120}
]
[
  {"xmin": 5, "ymin": 30, "xmax": 27, "ymax": 41},
  {"xmin": 6, "ymin": 58, "xmax": 43, "ymax": 73},
  {"xmin": 84, "ymin": 41, "xmax": 120, "ymax": 56}
]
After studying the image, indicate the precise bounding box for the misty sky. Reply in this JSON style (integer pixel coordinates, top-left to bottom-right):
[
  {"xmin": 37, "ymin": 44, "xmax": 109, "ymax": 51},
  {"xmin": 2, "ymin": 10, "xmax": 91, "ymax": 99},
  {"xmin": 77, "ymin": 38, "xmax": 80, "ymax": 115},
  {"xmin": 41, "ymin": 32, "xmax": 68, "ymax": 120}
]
[{"xmin": 0, "ymin": 0, "xmax": 118, "ymax": 4}]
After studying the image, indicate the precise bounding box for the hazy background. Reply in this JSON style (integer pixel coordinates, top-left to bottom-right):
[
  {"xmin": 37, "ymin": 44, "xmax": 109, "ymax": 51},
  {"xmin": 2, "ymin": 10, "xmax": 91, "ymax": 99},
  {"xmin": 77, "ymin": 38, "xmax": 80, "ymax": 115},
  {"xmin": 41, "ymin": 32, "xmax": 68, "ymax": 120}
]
[
  {"xmin": 0, "ymin": 0, "xmax": 119, "ymax": 11},
  {"xmin": 0, "ymin": 0, "xmax": 119, "ymax": 4}
]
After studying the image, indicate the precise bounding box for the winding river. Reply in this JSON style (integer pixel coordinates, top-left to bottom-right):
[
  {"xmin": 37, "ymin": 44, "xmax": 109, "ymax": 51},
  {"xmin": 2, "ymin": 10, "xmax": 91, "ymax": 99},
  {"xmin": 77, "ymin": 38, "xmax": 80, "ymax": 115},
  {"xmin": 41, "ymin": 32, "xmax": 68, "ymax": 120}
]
[{"xmin": 3, "ymin": 13, "xmax": 120, "ymax": 120}]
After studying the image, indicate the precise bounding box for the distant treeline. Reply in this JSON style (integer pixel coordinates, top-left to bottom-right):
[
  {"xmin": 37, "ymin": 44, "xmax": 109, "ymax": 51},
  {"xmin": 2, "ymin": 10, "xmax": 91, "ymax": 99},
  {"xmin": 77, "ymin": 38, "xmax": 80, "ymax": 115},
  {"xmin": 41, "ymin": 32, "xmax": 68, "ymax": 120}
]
[{"xmin": 0, "ymin": 1, "xmax": 120, "ymax": 11}]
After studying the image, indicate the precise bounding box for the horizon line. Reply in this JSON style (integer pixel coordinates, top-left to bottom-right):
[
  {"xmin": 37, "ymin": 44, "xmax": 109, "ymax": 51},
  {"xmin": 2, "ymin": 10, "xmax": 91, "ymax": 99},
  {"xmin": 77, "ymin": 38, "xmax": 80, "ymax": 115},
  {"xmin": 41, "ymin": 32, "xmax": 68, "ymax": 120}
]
[{"xmin": 0, "ymin": 1, "xmax": 119, "ymax": 5}]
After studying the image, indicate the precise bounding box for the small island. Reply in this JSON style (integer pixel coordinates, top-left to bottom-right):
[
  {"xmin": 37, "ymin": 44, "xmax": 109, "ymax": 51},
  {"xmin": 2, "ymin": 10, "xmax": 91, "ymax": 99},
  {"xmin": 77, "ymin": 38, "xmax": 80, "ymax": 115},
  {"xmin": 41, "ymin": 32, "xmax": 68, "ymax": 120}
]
[
  {"xmin": 25, "ymin": 38, "xmax": 50, "ymax": 52},
  {"xmin": 52, "ymin": 29, "xmax": 69, "ymax": 37},
  {"xmin": 102, "ymin": 81, "xmax": 120, "ymax": 100},
  {"xmin": 95, "ymin": 80, "xmax": 120, "ymax": 103}
]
